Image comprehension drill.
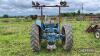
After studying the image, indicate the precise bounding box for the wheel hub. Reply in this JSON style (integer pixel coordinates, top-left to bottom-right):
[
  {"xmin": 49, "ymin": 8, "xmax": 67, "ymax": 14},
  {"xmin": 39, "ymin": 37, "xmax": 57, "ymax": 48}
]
[{"xmin": 95, "ymin": 32, "xmax": 100, "ymax": 39}]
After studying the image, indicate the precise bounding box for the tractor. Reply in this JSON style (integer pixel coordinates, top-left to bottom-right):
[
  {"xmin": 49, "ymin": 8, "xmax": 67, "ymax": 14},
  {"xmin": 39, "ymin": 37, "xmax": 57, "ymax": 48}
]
[
  {"xmin": 86, "ymin": 21, "xmax": 100, "ymax": 39},
  {"xmin": 30, "ymin": 1, "xmax": 73, "ymax": 52}
]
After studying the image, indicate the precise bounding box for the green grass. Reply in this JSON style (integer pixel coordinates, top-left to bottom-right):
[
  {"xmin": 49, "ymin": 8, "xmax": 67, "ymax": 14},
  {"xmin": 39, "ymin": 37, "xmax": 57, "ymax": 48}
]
[{"xmin": 0, "ymin": 18, "xmax": 100, "ymax": 56}]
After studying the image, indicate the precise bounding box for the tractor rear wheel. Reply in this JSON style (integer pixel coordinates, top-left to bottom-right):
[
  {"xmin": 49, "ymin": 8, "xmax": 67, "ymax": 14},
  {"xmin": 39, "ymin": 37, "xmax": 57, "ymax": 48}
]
[
  {"xmin": 30, "ymin": 24, "xmax": 40, "ymax": 52},
  {"xmin": 62, "ymin": 24, "xmax": 73, "ymax": 51},
  {"xmin": 94, "ymin": 29, "xmax": 100, "ymax": 39}
]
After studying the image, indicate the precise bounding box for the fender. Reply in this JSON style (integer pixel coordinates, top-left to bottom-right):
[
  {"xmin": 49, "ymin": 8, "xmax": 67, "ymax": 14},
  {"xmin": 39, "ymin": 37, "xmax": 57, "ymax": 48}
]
[{"xmin": 35, "ymin": 19, "xmax": 45, "ymax": 30}]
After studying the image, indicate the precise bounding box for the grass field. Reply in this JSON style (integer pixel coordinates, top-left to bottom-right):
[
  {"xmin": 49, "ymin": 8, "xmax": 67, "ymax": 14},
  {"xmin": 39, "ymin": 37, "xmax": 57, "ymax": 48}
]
[{"xmin": 0, "ymin": 18, "xmax": 100, "ymax": 56}]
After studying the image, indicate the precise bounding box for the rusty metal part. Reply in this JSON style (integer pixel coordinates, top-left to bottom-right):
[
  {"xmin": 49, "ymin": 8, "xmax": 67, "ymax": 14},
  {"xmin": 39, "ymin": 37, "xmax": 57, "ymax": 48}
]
[{"xmin": 86, "ymin": 23, "xmax": 100, "ymax": 33}]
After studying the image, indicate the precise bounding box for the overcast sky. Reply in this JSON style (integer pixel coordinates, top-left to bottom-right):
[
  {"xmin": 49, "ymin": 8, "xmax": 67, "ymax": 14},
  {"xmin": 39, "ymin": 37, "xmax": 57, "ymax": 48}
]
[{"xmin": 0, "ymin": 0, "xmax": 100, "ymax": 16}]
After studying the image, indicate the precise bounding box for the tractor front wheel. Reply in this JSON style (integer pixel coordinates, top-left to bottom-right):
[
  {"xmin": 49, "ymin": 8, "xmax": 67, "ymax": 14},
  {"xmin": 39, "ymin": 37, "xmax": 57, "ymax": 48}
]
[{"xmin": 62, "ymin": 24, "xmax": 73, "ymax": 51}]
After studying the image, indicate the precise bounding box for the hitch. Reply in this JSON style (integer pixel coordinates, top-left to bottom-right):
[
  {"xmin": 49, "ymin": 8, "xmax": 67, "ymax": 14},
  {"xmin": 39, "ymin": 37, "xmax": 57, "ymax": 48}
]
[{"xmin": 47, "ymin": 44, "xmax": 56, "ymax": 51}]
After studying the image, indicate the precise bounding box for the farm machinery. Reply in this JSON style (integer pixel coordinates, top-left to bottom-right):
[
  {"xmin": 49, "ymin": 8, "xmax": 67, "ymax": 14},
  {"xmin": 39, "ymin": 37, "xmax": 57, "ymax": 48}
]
[
  {"xmin": 86, "ymin": 21, "xmax": 100, "ymax": 39},
  {"xmin": 30, "ymin": 1, "xmax": 73, "ymax": 52}
]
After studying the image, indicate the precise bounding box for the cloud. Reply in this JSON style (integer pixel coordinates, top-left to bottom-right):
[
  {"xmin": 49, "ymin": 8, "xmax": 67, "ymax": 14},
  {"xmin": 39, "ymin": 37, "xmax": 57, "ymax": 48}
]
[{"xmin": 0, "ymin": 0, "xmax": 100, "ymax": 16}]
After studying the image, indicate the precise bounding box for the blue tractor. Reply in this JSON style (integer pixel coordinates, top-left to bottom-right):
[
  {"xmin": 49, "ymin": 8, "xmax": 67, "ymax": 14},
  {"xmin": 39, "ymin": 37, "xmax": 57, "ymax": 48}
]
[{"xmin": 30, "ymin": 1, "xmax": 73, "ymax": 52}]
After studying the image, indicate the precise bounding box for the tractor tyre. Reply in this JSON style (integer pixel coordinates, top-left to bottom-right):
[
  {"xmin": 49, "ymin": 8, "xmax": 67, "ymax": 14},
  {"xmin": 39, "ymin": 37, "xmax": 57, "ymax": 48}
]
[
  {"xmin": 94, "ymin": 29, "xmax": 100, "ymax": 39},
  {"xmin": 62, "ymin": 24, "xmax": 73, "ymax": 51},
  {"xmin": 30, "ymin": 24, "xmax": 40, "ymax": 52}
]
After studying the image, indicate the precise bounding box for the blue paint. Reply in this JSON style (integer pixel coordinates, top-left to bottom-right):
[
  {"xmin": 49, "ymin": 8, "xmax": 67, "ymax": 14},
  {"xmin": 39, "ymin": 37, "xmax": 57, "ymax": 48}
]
[{"xmin": 35, "ymin": 19, "xmax": 64, "ymax": 45}]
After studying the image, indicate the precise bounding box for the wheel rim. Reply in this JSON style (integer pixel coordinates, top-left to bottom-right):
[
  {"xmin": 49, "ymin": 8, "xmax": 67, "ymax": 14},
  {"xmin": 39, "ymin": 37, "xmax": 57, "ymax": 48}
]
[{"xmin": 95, "ymin": 32, "xmax": 100, "ymax": 39}]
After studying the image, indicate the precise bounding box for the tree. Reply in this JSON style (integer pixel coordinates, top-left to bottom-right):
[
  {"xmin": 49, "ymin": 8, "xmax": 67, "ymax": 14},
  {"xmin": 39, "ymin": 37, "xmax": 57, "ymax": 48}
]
[
  {"xmin": 72, "ymin": 12, "xmax": 76, "ymax": 16},
  {"xmin": 96, "ymin": 13, "xmax": 100, "ymax": 16},
  {"xmin": 77, "ymin": 10, "xmax": 80, "ymax": 15},
  {"xmin": 3, "ymin": 14, "xmax": 9, "ymax": 18},
  {"xmin": 30, "ymin": 15, "xmax": 37, "ymax": 20}
]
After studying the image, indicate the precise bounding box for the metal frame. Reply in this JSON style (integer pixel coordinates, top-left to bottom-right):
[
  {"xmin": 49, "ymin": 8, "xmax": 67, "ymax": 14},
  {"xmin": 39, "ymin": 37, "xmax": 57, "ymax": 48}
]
[{"xmin": 32, "ymin": 5, "xmax": 69, "ymax": 23}]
